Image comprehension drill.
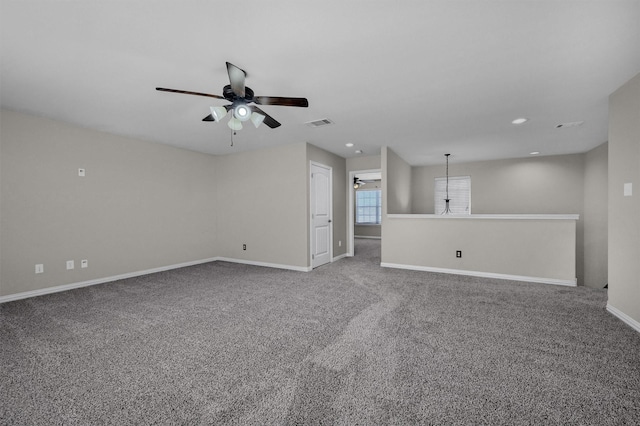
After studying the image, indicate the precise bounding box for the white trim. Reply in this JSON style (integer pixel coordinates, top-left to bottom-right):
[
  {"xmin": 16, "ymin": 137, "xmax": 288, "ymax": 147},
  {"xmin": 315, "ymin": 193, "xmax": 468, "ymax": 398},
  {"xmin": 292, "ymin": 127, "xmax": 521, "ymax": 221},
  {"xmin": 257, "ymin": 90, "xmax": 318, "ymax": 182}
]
[
  {"xmin": 354, "ymin": 235, "xmax": 382, "ymax": 240},
  {"xmin": 348, "ymin": 171, "xmax": 355, "ymax": 257},
  {"xmin": 0, "ymin": 256, "xmax": 315, "ymax": 303},
  {"xmin": 332, "ymin": 253, "xmax": 348, "ymax": 262},
  {"xmin": 606, "ymin": 304, "xmax": 640, "ymax": 333},
  {"xmin": 310, "ymin": 161, "xmax": 333, "ymax": 269},
  {"xmin": 0, "ymin": 257, "xmax": 219, "ymax": 304},
  {"xmin": 380, "ymin": 262, "xmax": 577, "ymax": 287},
  {"xmin": 216, "ymin": 257, "xmax": 312, "ymax": 272},
  {"xmin": 387, "ymin": 213, "xmax": 580, "ymax": 220}
]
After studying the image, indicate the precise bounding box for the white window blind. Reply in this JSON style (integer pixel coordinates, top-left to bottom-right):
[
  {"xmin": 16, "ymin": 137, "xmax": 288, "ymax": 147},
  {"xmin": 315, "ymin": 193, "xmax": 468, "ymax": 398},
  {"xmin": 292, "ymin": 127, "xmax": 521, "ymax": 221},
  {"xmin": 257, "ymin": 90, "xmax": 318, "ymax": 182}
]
[
  {"xmin": 434, "ymin": 176, "xmax": 471, "ymax": 214},
  {"xmin": 356, "ymin": 189, "xmax": 382, "ymax": 224}
]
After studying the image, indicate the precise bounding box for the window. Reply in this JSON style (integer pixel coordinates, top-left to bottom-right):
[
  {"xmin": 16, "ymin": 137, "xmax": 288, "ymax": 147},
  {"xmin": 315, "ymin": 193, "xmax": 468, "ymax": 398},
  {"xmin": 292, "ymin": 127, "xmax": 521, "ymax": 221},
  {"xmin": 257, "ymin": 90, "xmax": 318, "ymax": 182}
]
[
  {"xmin": 356, "ymin": 189, "xmax": 382, "ymax": 224},
  {"xmin": 435, "ymin": 176, "xmax": 471, "ymax": 214}
]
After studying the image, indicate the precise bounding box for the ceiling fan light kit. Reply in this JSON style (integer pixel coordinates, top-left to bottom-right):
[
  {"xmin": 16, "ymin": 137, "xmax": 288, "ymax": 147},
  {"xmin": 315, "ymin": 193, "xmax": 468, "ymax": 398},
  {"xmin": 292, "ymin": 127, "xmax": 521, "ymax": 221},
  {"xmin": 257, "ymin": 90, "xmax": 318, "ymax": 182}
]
[
  {"xmin": 250, "ymin": 112, "xmax": 265, "ymax": 128},
  {"xmin": 227, "ymin": 117, "xmax": 243, "ymax": 131},
  {"xmin": 157, "ymin": 61, "xmax": 309, "ymax": 136},
  {"xmin": 210, "ymin": 106, "xmax": 228, "ymax": 122},
  {"xmin": 234, "ymin": 104, "xmax": 251, "ymax": 121}
]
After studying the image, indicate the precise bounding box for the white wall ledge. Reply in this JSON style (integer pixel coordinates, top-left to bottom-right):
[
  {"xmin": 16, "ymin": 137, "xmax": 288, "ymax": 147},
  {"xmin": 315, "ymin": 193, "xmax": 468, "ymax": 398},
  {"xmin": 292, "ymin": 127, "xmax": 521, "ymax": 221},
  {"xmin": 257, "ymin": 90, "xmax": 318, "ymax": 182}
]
[{"xmin": 387, "ymin": 213, "xmax": 579, "ymax": 220}]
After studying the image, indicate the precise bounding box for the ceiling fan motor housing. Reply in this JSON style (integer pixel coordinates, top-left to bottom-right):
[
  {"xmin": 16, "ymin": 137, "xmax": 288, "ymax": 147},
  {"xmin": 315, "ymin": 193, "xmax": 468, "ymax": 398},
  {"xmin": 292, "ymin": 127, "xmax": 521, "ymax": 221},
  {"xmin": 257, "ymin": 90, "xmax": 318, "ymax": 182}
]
[{"xmin": 223, "ymin": 84, "xmax": 254, "ymax": 103}]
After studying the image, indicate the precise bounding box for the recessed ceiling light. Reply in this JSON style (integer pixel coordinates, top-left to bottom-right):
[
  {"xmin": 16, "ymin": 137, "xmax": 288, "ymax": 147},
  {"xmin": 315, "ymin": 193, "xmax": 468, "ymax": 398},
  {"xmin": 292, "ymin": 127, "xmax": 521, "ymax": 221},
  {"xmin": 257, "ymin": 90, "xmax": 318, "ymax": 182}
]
[
  {"xmin": 512, "ymin": 118, "xmax": 528, "ymax": 125},
  {"xmin": 530, "ymin": 151, "xmax": 540, "ymax": 155},
  {"xmin": 345, "ymin": 143, "xmax": 354, "ymax": 147},
  {"xmin": 355, "ymin": 150, "xmax": 363, "ymax": 154}
]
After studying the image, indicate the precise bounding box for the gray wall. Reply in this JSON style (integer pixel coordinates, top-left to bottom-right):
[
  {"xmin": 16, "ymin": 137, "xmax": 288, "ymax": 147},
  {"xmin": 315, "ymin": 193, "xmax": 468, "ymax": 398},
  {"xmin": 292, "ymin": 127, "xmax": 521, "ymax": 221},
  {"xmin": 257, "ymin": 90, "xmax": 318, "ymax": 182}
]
[
  {"xmin": 383, "ymin": 216, "xmax": 577, "ymax": 284},
  {"xmin": 0, "ymin": 110, "xmax": 351, "ymax": 299},
  {"xmin": 215, "ymin": 143, "xmax": 309, "ymax": 268},
  {"xmin": 1, "ymin": 109, "xmax": 218, "ymax": 297},
  {"xmin": 382, "ymin": 145, "xmax": 577, "ymax": 284},
  {"xmin": 411, "ymin": 154, "xmax": 592, "ymax": 286},
  {"xmin": 0, "ymin": 105, "xmax": 616, "ymax": 299},
  {"xmin": 608, "ymin": 72, "xmax": 640, "ymax": 325},
  {"xmin": 411, "ymin": 155, "xmax": 585, "ymax": 215},
  {"xmin": 583, "ymin": 143, "xmax": 608, "ymax": 288},
  {"xmin": 354, "ymin": 225, "xmax": 381, "ymax": 238},
  {"xmin": 346, "ymin": 155, "xmax": 381, "ymax": 173},
  {"xmin": 384, "ymin": 147, "xmax": 412, "ymax": 214}
]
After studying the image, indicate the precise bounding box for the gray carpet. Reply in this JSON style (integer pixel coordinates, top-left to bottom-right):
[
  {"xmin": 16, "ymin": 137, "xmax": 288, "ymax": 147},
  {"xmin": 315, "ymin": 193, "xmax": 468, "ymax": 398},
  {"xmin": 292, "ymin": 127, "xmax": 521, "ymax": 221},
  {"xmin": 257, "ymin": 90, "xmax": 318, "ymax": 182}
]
[{"xmin": 1, "ymin": 239, "xmax": 639, "ymax": 425}]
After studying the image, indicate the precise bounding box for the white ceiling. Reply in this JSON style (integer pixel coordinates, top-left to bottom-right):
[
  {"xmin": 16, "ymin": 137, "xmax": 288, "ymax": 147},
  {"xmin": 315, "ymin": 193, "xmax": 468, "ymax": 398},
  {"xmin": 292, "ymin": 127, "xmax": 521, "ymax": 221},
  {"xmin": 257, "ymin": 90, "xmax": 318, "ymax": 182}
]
[{"xmin": 2, "ymin": 1, "xmax": 639, "ymax": 166}]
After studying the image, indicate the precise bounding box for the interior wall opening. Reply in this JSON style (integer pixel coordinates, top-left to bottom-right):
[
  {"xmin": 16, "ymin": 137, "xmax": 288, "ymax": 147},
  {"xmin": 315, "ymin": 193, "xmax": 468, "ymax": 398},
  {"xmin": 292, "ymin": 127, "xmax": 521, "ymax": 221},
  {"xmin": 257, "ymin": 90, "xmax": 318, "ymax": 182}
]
[{"xmin": 348, "ymin": 169, "xmax": 382, "ymax": 257}]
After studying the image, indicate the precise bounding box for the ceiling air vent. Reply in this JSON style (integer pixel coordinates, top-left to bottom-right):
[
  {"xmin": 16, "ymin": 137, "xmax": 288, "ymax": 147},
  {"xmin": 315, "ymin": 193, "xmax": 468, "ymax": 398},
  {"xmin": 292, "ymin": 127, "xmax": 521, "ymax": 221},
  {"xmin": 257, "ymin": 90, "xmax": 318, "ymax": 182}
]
[
  {"xmin": 306, "ymin": 118, "xmax": 334, "ymax": 128},
  {"xmin": 555, "ymin": 121, "xmax": 584, "ymax": 129}
]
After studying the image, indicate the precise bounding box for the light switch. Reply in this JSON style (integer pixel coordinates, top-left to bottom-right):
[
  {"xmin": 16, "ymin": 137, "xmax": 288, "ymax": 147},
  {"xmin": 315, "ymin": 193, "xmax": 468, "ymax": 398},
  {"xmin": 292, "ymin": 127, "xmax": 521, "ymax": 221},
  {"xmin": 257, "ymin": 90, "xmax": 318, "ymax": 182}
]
[
  {"xmin": 624, "ymin": 182, "xmax": 632, "ymax": 196},
  {"xmin": 66, "ymin": 260, "xmax": 74, "ymax": 270},
  {"xmin": 78, "ymin": 168, "xmax": 85, "ymax": 177}
]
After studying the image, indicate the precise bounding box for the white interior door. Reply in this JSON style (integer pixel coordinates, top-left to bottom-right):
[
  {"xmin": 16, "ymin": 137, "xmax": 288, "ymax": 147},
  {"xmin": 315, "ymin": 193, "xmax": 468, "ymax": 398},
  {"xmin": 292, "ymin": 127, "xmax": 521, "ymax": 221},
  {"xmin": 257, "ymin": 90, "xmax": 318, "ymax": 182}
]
[{"xmin": 311, "ymin": 163, "xmax": 332, "ymax": 268}]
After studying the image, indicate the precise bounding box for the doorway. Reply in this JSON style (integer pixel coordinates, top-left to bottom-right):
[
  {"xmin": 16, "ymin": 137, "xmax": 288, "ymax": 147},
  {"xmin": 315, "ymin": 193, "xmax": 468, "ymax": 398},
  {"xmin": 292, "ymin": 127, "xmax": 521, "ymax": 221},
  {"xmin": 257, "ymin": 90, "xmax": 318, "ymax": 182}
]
[{"xmin": 348, "ymin": 169, "xmax": 382, "ymax": 257}]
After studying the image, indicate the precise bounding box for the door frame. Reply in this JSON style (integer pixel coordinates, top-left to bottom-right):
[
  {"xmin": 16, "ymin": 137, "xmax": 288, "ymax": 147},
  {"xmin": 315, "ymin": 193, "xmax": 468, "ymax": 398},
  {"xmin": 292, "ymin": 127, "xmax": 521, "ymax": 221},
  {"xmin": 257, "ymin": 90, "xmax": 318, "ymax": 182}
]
[
  {"xmin": 310, "ymin": 161, "xmax": 333, "ymax": 268},
  {"xmin": 348, "ymin": 168, "xmax": 382, "ymax": 257}
]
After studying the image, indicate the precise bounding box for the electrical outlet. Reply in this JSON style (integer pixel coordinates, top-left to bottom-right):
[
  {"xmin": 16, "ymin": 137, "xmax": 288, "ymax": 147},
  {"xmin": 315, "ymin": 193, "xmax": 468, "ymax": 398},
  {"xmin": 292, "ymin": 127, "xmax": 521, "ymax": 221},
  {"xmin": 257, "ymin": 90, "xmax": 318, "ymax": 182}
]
[
  {"xmin": 243, "ymin": 244, "xmax": 246, "ymax": 251},
  {"xmin": 81, "ymin": 259, "xmax": 88, "ymax": 268},
  {"xmin": 456, "ymin": 250, "xmax": 462, "ymax": 258},
  {"xmin": 35, "ymin": 264, "xmax": 44, "ymax": 274},
  {"xmin": 66, "ymin": 260, "xmax": 75, "ymax": 270}
]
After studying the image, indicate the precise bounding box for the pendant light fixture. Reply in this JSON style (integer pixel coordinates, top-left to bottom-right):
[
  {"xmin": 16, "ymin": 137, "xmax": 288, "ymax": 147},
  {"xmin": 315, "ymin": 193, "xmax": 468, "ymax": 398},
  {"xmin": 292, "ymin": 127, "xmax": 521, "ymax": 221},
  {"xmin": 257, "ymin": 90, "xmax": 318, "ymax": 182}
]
[{"xmin": 442, "ymin": 153, "xmax": 452, "ymax": 215}]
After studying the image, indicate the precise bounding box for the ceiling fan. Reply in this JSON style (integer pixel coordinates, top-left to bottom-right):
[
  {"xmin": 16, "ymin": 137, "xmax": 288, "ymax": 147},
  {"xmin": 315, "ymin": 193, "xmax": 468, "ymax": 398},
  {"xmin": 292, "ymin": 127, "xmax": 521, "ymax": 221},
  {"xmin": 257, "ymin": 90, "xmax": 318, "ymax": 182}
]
[
  {"xmin": 156, "ymin": 62, "xmax": 308, "ymax": 130},
  {"xmin": 354, "ymin": 177, "xmax": 376, "ymax": 189}
]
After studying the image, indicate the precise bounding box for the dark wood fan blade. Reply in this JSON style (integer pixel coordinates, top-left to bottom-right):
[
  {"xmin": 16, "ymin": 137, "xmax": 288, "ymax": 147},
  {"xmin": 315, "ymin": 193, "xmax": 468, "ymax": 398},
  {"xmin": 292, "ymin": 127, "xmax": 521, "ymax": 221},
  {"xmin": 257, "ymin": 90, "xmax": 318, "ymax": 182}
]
[
  {"xmin": 156, "ymin": 87, "xmax": 225, "ymax": 100},
  {"xmin": 226, "ymin": 62, "xmax": 246, "ymax": 97},
  {"xmin": 254, "ymin": 96, "xmax": 309, "ymax": 107},
  {"xmin": 250, "ymin": 105, "xmax": 281, "ymax": 128}
]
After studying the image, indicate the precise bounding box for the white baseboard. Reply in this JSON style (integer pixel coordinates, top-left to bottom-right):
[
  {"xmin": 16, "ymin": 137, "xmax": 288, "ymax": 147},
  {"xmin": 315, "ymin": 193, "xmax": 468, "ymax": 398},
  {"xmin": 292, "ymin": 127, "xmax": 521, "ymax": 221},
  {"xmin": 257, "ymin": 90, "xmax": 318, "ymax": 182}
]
[
  {"xmin": 380, "ymin": 262, "xmax": 577, "ymax": 287},
  {"xmin": 1, "ymin": 256, "xmax": 313, "ymax": 304},
  {"xmin": 332, "ymin": 253, "xmax": 348, "ymax": 262},
  {"xmin": 606, "ymin": 304, "xmax": 640, "ymax": 333},
  {"xmin": 354, "ymin": 236, "xmax": 381, "ymax": 240},
  {"xmin": 216, "ymin": 257, "xmax": 312, "ymax": 272},
  {"xmin": 0, "ymin": 257, "xmax": 219, "ymax": 304}
]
